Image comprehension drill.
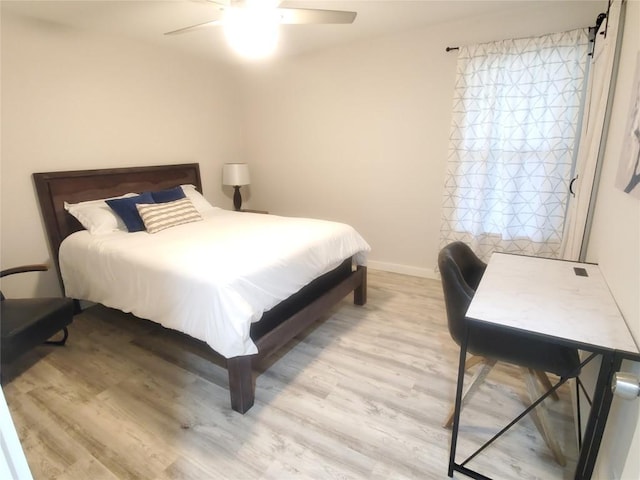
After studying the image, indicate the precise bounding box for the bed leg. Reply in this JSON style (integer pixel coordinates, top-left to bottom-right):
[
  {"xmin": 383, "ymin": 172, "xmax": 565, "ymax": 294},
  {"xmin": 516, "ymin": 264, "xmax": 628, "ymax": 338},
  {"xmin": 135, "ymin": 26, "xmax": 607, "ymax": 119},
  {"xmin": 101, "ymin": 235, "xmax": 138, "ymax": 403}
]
[
  {"xmin": 227, "ymin": 355, "xmax": 255, "ymax": 414},
  {"xmin": 354, "ymin": 265, "xmax": 367, "ymax": 306}
]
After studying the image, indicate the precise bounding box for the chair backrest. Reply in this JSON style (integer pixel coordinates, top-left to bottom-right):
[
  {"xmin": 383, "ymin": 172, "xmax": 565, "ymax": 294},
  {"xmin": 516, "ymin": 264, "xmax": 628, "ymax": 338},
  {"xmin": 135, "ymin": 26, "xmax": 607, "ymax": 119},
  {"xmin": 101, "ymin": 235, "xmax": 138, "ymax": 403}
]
[{"xmin": 438, "ymin": 242, "xmax": 487, "ymax": 346}]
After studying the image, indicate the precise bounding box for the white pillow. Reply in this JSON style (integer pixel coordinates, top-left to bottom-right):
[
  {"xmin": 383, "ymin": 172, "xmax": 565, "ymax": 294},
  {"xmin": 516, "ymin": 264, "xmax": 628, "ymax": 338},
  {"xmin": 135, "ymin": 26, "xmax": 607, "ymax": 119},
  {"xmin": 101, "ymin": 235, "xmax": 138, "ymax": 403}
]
[
  {"xmin": 64, "ymin": 193, "xmax": 137, "ymax": 235},
  {"xmin": 137, "ymin": 198, "xmax": 203, "ymax": 234},
  {"xmin": 181, "ymin": 184, "xmax": 216, "ymax": 214}
]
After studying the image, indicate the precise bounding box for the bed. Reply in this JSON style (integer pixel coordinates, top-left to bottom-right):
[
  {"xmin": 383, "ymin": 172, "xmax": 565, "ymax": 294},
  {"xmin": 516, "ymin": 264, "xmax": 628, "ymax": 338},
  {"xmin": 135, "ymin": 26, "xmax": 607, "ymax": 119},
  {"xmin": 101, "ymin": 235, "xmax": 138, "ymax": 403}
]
[{"xmin": 33, "ymin": 163, "xmax": 369, "ymax": 413}]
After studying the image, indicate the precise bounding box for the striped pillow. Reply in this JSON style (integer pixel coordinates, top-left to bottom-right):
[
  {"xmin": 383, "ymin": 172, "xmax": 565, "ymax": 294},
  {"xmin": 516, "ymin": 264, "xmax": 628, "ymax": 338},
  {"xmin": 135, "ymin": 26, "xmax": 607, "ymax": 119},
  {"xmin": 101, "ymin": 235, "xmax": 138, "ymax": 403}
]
[{"xmin": 136, "ymin": 198, "xmax": 203, "ymax": 234}]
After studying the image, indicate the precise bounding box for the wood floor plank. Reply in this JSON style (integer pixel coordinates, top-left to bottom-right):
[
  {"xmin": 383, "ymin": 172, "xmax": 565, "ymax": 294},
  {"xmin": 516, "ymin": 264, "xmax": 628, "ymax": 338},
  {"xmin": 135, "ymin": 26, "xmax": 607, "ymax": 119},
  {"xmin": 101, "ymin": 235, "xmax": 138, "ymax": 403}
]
[{"xmin": 3, "ymin": 269, "xmax": 578, "ymax": 479}]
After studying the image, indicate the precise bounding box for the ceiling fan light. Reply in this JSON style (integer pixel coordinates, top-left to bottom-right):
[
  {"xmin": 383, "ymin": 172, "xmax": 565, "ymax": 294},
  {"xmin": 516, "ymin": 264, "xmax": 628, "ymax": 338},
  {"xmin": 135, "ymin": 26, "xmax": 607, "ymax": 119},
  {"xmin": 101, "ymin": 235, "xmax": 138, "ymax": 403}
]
[{"xmin": 223, "ymin": 6, "xmax": 280, "ymax": 59}]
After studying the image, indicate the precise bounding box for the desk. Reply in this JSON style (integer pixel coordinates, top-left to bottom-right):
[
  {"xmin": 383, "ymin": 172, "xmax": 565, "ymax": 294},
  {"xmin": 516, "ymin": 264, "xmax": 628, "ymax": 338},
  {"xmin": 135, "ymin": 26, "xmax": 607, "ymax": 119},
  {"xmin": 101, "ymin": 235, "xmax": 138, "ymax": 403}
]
[{"xmin": 448, "ymin": 253, "xmax": 640, "ymax": 480}]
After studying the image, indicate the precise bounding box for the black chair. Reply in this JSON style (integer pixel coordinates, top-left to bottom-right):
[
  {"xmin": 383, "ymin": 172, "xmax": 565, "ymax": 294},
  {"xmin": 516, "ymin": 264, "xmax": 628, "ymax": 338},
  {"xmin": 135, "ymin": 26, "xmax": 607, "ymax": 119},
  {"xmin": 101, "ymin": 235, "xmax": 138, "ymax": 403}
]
[
  {"xmin": 1, "ymin": 264, "xmax": 74, "ymax": 369},
  {"xmin": 438, "ymin": 241, "xmax": 581, "ymax": 465}
]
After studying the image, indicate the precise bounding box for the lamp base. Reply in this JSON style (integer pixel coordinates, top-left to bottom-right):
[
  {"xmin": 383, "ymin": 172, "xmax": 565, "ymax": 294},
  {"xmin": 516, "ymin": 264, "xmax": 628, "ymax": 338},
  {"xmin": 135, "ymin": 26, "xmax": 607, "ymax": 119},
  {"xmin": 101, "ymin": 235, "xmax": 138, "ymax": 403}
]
[{"xmin": 233, "ymin": 186, "xmax": 243, "ymax": 211}]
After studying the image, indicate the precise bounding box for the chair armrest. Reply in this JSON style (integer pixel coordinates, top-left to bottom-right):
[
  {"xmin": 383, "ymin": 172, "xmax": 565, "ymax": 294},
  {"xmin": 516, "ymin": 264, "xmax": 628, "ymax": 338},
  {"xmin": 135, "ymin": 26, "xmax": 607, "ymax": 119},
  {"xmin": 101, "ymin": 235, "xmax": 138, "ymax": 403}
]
[{"xmin": 0, "ymin": 264, "xmax": 48, "ymax": 279}]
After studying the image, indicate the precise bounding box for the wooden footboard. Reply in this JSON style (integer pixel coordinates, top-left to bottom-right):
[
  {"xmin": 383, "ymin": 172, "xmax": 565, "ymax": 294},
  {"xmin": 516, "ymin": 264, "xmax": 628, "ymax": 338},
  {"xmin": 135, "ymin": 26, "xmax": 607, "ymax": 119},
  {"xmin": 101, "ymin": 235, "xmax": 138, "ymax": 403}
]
[{"xmin": 227, "ymin": 264, "xmax": 367, "ymax": 414}]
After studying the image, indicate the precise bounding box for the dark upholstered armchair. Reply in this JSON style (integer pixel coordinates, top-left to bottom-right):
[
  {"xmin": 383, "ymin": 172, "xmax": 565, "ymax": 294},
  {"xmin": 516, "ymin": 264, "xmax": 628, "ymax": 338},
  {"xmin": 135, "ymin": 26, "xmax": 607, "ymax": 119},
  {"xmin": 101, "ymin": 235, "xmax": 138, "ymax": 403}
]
[
  {"xmin": 1, "ymin": 264, "xmax": 74, "ymax": 368},
  {"xmin": 438, "ymin": 241, "xmax": 581, "ymax": 465}
]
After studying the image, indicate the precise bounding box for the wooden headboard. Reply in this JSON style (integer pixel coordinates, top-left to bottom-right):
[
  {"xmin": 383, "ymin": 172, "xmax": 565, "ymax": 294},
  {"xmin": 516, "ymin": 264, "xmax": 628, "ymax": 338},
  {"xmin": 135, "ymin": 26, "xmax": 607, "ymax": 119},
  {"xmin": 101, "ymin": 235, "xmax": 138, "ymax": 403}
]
[{"xmin": 33, "ymin": 163, "xmax": 202, "ymax": 279}]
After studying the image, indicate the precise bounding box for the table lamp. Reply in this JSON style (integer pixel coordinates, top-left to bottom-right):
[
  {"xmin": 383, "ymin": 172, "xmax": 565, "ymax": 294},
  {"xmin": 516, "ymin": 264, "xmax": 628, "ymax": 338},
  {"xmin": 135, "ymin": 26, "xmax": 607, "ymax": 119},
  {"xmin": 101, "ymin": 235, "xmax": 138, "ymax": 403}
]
[{"xmin": 222, "ymin": 163, "xmax": 250, "ymax": 211}]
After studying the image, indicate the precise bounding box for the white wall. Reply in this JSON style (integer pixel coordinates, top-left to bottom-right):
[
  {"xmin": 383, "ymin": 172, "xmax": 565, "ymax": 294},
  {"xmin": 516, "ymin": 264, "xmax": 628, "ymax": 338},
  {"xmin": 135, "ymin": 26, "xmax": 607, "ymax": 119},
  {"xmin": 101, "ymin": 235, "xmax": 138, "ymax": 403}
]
[
  {"xmin": 0, "ymin": 10, "xmax": 244, "ymax": 298},
  {"xmin": 586, "ymin": 0, "xmax": 640, "ymax": 477},
  {"xmin": 0, "ymin": 2, "xmax": 605, "ymax": 289},
  {"xmin": 241, "ymin": 1, "xmax": 604, "ymax": 277}
]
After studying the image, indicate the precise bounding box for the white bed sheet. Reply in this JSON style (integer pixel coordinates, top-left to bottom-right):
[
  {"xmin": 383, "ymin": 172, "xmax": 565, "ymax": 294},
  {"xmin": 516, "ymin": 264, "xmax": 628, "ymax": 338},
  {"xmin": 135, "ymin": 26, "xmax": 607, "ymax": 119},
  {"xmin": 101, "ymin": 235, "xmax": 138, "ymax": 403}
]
[{"xmin": 59, "ymin": 208, "xmax": 370, "ymax": 358}]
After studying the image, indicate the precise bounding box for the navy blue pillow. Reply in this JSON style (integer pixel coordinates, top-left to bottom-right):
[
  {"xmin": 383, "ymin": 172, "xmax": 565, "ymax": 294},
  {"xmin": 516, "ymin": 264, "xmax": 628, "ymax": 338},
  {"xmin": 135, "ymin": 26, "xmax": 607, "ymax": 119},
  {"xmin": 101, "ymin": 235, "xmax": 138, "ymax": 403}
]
[
  {"xmin": 150, "ymin": 186, "xmax": 185, "ymax": 203},
  {"xmin": 106, "ymin": 192, "xmax": 155, "ymax": 232}
]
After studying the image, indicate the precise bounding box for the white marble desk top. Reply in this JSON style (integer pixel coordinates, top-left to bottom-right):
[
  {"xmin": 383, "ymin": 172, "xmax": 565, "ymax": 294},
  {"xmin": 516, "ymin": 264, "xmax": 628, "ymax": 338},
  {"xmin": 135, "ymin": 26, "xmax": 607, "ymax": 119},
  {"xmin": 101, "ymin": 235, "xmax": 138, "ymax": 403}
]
[{"xmin": 466, "ymin": 253, "xmax": 639, "ymax": 355}]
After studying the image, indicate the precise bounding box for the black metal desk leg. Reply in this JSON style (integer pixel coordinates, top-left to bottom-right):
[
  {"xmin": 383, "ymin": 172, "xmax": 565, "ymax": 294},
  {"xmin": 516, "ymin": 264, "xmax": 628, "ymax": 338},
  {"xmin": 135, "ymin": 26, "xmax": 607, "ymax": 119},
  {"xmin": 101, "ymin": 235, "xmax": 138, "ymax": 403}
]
[
  {"xmin": 575, "ymin": 352, "xmax": 622, "ymax": 480},
  {"xmin": 449, "ymin": 325, "xmax": 470, "ymax": 477}
]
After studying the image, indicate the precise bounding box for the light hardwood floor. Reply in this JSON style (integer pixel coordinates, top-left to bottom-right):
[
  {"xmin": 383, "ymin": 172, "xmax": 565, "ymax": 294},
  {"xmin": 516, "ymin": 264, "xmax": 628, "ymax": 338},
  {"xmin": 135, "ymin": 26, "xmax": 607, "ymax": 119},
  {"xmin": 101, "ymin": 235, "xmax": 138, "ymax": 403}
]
[{"xmin": 2, "ymin": 270, "xmax": 578, "ymax": 479}]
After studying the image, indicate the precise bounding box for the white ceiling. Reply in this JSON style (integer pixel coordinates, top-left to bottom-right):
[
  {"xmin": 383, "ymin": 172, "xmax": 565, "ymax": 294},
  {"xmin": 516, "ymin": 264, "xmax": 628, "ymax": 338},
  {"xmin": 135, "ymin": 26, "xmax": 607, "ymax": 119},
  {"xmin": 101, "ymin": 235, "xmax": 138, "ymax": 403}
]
[{"xmin": 2, "ymin": 1, "xmax": 570, "ymax": 64}]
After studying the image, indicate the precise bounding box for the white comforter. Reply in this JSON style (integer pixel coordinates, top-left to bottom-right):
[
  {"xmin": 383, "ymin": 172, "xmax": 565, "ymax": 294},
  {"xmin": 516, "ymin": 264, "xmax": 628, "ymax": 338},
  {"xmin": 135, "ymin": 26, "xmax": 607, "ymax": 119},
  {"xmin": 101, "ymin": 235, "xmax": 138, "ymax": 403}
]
[{"xmin": 59, "ymin": 208, "xmax": 370, "ymax": 358}]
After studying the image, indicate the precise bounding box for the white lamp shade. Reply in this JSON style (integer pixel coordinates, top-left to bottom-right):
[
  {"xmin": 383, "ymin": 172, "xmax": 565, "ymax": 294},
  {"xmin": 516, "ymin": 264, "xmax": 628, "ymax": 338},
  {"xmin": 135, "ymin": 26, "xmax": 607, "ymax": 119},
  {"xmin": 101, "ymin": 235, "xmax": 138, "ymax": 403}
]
[{"xmin": 222, "ymin": 163, "xmax": 250, "ymax": 186}]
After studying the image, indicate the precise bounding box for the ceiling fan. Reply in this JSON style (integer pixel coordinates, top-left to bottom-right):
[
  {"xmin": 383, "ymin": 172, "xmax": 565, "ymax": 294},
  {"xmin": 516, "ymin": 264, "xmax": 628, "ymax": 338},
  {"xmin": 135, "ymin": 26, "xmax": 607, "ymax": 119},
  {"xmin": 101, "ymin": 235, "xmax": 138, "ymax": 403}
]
[{"xmin": 164, "ymin": 0, "xmax": 358, "ymax": 37}]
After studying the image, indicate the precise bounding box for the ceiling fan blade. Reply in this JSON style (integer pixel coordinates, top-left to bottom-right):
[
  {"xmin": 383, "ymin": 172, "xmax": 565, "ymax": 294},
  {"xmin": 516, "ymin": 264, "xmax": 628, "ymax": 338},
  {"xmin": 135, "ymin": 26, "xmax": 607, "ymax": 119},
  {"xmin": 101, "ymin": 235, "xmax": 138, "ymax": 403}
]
[
  {"xmin": 277, "ymin": 8, "xmax": 357, "ymax": 24},
  {"xmin": 164, "ymin": 3, "xmax": 357, "ymax": 36},
  {"xmin": 164, "ymin": 18, "xmax": 223, "ymax": 36}
]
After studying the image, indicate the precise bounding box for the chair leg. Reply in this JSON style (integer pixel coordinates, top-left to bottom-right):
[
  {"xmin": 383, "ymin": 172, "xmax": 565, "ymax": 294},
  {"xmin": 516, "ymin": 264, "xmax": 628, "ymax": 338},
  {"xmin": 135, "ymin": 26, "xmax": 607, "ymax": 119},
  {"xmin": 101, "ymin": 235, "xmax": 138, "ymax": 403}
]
[
  {"xmin": 45, "ymin": 327, "xmax": 69, "ymax": 346},
  {"xmin": 443, "ymin": 357, "xmax": 496, "ymax": 428},
  {"xmin": 523, "ymin": 368, "xmax": 566, "ymax": 466},
  {"xmin": 535, "ymin": 370, "xmax": 560, "ymax": 401}
]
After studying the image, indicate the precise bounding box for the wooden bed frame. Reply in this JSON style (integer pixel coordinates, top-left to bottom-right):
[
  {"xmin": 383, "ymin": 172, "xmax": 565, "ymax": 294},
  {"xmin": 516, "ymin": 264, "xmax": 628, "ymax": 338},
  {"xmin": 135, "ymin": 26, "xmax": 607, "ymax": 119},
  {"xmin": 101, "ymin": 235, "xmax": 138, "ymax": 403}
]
[{"xmin": 32, "ymin": 163, "xmax": 367, "ymax": 413}]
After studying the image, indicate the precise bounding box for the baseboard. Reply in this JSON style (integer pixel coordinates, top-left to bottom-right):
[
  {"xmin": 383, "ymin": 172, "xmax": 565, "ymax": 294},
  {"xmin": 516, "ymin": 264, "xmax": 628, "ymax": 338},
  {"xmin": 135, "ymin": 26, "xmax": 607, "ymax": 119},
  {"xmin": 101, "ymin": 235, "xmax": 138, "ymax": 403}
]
[{"xmin": 367, "ymin": 260, "xmax": 439, "ymax": 279}]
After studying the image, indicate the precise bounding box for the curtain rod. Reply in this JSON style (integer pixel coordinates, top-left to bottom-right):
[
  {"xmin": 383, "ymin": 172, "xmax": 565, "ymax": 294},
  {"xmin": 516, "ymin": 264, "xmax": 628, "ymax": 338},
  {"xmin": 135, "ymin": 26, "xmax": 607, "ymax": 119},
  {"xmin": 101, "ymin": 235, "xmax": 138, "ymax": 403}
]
[{"xmin": 445, "ymin": 8, "xmax": 608, "ymax": 53}]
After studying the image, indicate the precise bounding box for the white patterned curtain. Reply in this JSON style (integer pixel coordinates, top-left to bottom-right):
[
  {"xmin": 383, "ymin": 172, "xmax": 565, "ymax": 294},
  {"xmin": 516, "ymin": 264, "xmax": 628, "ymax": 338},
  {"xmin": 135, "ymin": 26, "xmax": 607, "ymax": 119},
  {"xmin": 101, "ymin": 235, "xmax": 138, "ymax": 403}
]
[{"xmin": 441, "ymin": 29, "xmax": 591, "ymax": 261}]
